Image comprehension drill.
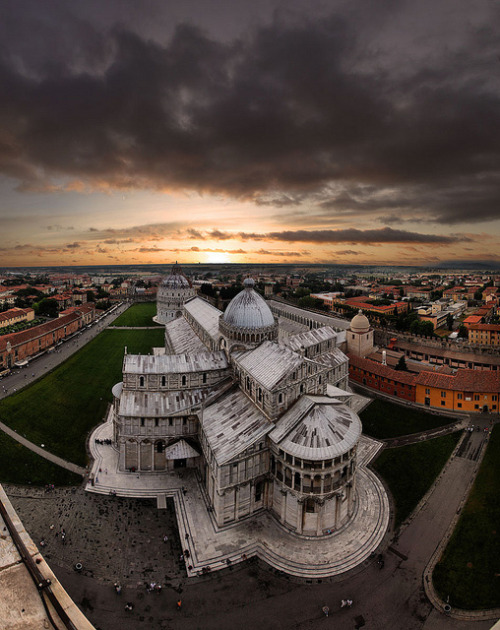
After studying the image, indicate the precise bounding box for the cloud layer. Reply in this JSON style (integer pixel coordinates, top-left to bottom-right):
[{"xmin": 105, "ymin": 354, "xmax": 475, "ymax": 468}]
[{"xmin": 0, "ymin": 1, "xmax": 499, "ymax": 228}]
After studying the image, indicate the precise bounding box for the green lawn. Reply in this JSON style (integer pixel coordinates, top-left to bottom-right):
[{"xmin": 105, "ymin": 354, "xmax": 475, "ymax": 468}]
[
  {"xmin": 433, "ymin": 426, "xmax": 500, "ymax": 610},
  {"xmin": 373, "ymin": 432, "xmax": 461, "ymax": 528},
  {"xmin": 111, "ymin": 302, "xmax": 162, "ymax": 327},
  {"xmin": 0, "ymin": 432, "xmax": 82, "ymax": 486},
  {"xmin": 361, "ymin": 398, "xmax": 454, "ymax": 439},
  {"xmin": 0, "ymin": 328, "xmax": 165, "ymax": 467}
]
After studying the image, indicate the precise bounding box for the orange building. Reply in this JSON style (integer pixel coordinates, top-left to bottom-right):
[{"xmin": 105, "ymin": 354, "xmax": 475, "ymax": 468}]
[{"xmin": 415, "ymin": 370, "xmax": 500, "ymax": 413}]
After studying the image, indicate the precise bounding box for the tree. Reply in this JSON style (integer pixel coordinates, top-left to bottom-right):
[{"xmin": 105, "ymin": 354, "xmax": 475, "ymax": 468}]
[
  {"xmin": 86, "ymin": 290, "xmax": 96, "ymax": 303},
  {"xmin": 395, "ymin": 355, "xmax": 408, "ymax": 371},
  {"xmin": 298, "ymin": 296, "xmax": 324, "ymax": 310},
  {"xmin": 458, "ymin": 325, "xmax": 468, "ymax": 338},
  {"xmin": 35, "ymin": 298, "xmax": 59, "ymax": 318},
  {"xmin": 200, "ymin": 283, "xmax": 215, "ymax": 297}
]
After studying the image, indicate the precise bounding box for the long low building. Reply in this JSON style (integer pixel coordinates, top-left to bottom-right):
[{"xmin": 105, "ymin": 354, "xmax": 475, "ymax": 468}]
[
  {"xmin": 349, "ymin": 354, "xmax": 500, "ymax": 413},
  {"xmin": 0, "ymin": 311, "xmax": 82, "ymax": 368}
]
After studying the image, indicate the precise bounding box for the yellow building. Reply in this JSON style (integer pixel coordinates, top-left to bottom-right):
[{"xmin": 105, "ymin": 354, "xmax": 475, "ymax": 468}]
[
  {"xmin": 415, "ymin": 369, "xmax": 500, "ymax": 413},
  {"xmin": 468, "ymin": 324, "xmax": 500, "ymax": 346},
  {"xmin": 0, "ymin": 307, "xmax": 35, "ymax": 329}
]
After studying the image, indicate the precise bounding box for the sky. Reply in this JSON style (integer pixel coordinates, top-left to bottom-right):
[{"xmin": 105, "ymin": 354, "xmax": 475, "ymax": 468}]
[{"xmin": 0, "ymin": 0, "xmax": 499, "ymax": 268}]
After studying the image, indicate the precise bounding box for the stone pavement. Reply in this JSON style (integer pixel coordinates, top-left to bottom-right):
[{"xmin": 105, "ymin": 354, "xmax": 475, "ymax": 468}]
[{"xmin": 86, "ymin": 411, "xmax": 390, "ymax": 580}]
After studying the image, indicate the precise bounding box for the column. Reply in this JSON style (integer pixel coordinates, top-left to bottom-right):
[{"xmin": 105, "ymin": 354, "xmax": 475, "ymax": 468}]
[
  {"xmin": 280, "ymin": 488, "xmax": 287, "ymax": 524},
  {"xmin": 316, "ymin": 499, "xmax": 325, "ymax": 536},
  {"xmin": 296, "ymin": 498, "xmax": 304, "ymax": 534}
]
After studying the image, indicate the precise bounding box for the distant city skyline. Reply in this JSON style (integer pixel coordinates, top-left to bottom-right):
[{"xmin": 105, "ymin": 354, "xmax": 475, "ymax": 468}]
[{"xmin": 1, "ymin": 0, "xmax": 499, "ymax": 267}]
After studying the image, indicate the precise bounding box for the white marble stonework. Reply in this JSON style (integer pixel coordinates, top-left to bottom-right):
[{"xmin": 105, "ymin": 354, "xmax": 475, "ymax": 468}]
[{"xmin": 88, "ymin": 275, "xmax": 389, "ymax": 576}]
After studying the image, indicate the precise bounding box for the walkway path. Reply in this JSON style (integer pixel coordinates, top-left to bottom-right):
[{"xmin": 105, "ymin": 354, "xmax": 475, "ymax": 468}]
[
  {"xmin": 0, "ymin": 419, "xmax": 85, "ymax": 475},
  {"xmin": 0, "ymin": 302, "xmax": 130, "ymax": 470}
]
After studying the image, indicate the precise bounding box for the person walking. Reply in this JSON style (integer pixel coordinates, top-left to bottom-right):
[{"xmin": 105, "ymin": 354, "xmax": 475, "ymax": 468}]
[{"xmin": 177, "ymin": 599, "xmax": 182, "ymax": 611}]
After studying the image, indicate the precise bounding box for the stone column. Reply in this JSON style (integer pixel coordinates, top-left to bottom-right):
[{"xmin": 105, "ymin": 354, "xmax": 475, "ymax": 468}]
[
  {"xmin": 296, "ymin": 498, "xmax": 304, "ymax": 534},
  {"xmin": 234, "ymin": 487, "xmax": 239, "ymax": 522},
  {"xmin": 316, "ymin": 499, "xmax": 325, "ymax": 536},
  {"xmin": 280, "ymin": 488, "xmax": 287, "ymax": 524}
]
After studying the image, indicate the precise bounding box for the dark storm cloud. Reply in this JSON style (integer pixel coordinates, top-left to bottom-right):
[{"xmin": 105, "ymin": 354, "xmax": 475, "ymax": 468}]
[
  {"xmin": 188, "ymin": 226, "xmax": 469, "ymax": 244},
  {"xmin": 0, "ymin": 3, "xmax": 499, "ymax": 224}
]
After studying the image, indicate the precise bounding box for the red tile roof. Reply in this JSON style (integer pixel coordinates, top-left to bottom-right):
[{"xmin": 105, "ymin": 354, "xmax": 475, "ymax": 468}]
[
  {"xmin": 0, "ymin": 312, "xmax": 80, "ymax": 352},
  {"xmin": 415, "ymin": 369, "xmax": 500, "ymax": 393},
  {"xmin": 348, "ymin": 355, "xmax": 417, "ymax": 386}
]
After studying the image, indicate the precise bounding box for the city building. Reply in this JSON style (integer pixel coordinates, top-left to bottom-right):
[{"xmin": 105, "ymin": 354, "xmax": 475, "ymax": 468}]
[{"xmin": 0, "ymin": 307, "xmax": 35, "ymax": 329}]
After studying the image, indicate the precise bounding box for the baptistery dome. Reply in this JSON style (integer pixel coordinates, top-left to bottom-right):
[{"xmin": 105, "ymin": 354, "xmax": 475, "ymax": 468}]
[
  {"xmin": 155, "ymin": 262, "xmax": 197, "ymax": 324},
  {"xmin": 219, "ymin": 277, "xmax": 278, "ymax": 348},
  {"xmin": 162, "ymin": 262, "xmax": 191, "ymax": 289},
  {"xmin": 350, "ymin": 310, "xmax": 370, "ymax": 334}
]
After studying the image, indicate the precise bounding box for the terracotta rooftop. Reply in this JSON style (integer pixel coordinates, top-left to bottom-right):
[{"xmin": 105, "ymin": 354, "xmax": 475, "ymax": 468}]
[
  {"xmin": 0, "ymin": 312, "xmax": 80, "ymax": 352},
  {"xmin": 415, "ymin": 369, "xmax": 500, "ymax": 393},
  {"xmin": 348, "ymin": 355, "xmax": 417, "ymax": 386}
]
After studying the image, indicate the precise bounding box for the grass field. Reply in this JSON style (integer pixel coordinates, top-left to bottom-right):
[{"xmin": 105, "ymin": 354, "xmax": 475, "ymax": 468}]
[
  {"xmin": 373, "ymin": 432, "xmax": 461, "ymax": 528},
  {"xmin": 0, "ymin": 432, "xmax": 82, "ymax": 486},
  {"xmin": 433, "ymin": 426, "xmax": 500, "ymax": 610},
  {"xmin": 361, "ymin": 398, "xmax": 454, "ymax": 439},
  {"xmin": 111, "ymin": 302, "xmax": 162, "ymax": 327},
  {"xmin": 0, "ymin": 328, "xmax": 165, "ymax": 467}
]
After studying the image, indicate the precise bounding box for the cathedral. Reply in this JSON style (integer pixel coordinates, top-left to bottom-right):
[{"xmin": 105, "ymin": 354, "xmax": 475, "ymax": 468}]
[{"xmin": 110, "ymin": 265, "xmax": 364, "ymax": 537}]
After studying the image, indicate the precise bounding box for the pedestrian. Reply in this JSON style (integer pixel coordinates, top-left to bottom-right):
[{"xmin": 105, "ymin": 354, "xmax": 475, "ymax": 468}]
[
  {"xmin": 177, "ymin": 599, "xmax": 182, "ymax": 611},
  {"xmin": 322, "ymin": 606, "xmax": 329, "ymax": 617},
  {"xmin": 185, "ymin": 533, "xmax": 189, "ymax": 541},
  {"xmin": 163, "ymin": 535, "xmax": 169, "ymax": 543}
]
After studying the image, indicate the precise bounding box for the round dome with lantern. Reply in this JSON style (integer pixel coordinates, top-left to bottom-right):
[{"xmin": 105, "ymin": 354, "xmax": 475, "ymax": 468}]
[
  {"xmin": 219, "ymin": 277, "xmax": 278, "ymax": 348},
  {"xmin": 347, "ymin": 309, "xmax": 373, "ymax": 358},
  {"xmin": 155, "ymin": 262, "xmax": 197, "ymax": 324},
  {"xmin": 350, "ymin": 310, "xmax": 370, "ymax": 334}
]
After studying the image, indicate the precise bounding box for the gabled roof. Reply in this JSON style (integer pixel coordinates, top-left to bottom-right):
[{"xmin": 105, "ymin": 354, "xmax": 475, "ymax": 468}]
[
  {"xmin": 184, "ymin": 297, "xmax": 222, "ymax": 341},
  {"xmin": 202, "ymin": 389, "xmax": 272, "ymax": 465},
  {"xmin": 312, "ymin": 347, "xmax": 348, "ymax": 370},
  {"xmin": 164, "ymin": 316, "xmax": 208, "ymax": 354},
  {"xmin": 164, "ymin": 439, "xmax": 200, "ymax": 460},
  {"xmin": 415, "ymin": 369, "xmax": 500, "ymax": 393},
  {"xmin": 235, "ymin": 341, "xmax": 303, "ymax": 390},
  {"xmin": 119, "ymin": 387, "xmax": 218, "ymax": 417},
  {"xmin": 123, "ymin": 351, "xmax": 228, "ymax": 374},
  {"xmin": 283, "ymin": 326, "xmax": 338, "ymax": 352},
  {"xmin": 349, "ymin": 355, "xmax": 417, "ymax": 386}
]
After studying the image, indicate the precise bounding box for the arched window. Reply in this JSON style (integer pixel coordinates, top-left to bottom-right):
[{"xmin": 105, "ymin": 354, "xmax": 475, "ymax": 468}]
[
  {"xmin": 203, "ymin": 373, "xmax": 207, "ymax": 384},
  {"xmin": 139, "ymin": 376, "xmax": 145, "ymax": 387},
  {"xmin": 161, "ymin": 376, "xmax": 166, "ymax": 386},
  {"xmin": 182, "ymin": 375, "xmax": 186, "ymax": 386}
]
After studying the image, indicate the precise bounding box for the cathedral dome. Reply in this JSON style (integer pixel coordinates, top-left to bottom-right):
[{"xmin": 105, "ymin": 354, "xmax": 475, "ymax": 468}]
[
  {"xmin": 162, "ymin": 263, "xmax": 191, "ymax": 289},
  {"xmin": 350, "ymin": 310, "xmax": 370, "ymax": 334},
  {"xmin": 223, "ymin": 278, "xmax": 275, "ymax": 329}
]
